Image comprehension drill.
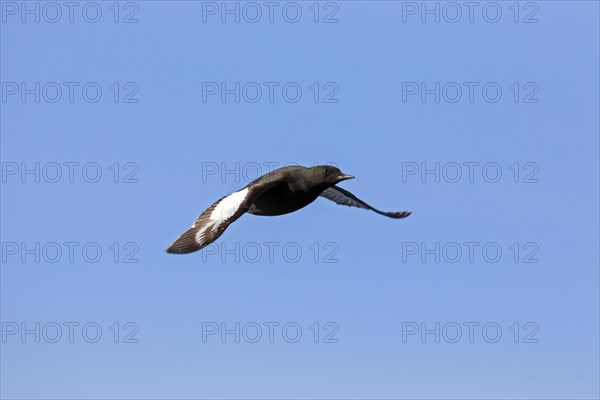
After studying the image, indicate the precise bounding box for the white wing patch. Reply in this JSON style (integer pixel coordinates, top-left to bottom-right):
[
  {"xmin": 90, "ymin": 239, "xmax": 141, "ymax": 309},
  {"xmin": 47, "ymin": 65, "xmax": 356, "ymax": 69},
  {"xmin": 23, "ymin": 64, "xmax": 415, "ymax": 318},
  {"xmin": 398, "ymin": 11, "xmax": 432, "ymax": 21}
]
[
  {"xmin": 195, "ymin": 226, "xmax": 208, "ymax": 245},
  {"xmin": 186, "ymin": 188, "xmax": 250, "ymax": 246},
  {"xmin": 167, "ymin": 187, "xmax": 258, "ymax": 253},
  {"xmin": 209, "ymin": 188, "xmax": 249, "ymax": 228}
]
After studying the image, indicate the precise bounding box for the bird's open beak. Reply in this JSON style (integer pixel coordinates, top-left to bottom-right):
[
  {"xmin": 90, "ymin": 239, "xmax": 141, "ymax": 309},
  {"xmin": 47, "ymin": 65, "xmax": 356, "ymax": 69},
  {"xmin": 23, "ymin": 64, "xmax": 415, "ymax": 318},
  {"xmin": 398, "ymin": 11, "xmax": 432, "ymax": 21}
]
[{"xmin": 337, "ymin": 173, "xmax": 355, "ymax": 181}]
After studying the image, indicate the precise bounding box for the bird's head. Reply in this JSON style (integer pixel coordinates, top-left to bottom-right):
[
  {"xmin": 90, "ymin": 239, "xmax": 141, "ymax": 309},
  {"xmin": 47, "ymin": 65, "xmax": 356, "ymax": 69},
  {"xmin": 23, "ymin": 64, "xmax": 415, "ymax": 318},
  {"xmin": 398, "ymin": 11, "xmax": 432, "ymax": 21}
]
[{"xmin": 309, "ymin": 165, "xmax": 355, "ymax": 187}]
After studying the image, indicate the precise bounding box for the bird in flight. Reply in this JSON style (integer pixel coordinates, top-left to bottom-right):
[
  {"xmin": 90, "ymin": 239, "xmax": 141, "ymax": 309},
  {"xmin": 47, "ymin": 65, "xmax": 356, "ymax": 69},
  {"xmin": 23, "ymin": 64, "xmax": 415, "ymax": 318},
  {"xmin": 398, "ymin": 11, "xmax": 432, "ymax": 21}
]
[{"xmin": 166, "ymin": 165, "xmax": 411, "ymax": 254}]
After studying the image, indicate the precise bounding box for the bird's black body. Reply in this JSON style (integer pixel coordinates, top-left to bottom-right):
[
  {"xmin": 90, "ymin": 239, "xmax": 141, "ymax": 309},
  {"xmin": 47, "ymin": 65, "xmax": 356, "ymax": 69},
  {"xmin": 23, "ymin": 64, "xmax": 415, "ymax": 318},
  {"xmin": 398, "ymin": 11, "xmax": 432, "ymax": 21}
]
[
  {"xmin": 249, "ymin": 182, "xmax": 320, "ymax": 216},
  {"xmin": 166, "ymin": 165, "xmax": 411, "ymax": 254},
  {"xmin": 247, "ymin": 166, "xmax": 333, "ymax": 216}
]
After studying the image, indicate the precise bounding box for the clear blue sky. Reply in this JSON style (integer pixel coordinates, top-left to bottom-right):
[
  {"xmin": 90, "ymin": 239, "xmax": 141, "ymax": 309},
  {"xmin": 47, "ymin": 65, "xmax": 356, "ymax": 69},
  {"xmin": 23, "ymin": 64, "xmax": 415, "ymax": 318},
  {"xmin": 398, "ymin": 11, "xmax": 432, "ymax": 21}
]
[{"xmin": 1, "ymin": 1, "xmax": 599, "ymax": 399}]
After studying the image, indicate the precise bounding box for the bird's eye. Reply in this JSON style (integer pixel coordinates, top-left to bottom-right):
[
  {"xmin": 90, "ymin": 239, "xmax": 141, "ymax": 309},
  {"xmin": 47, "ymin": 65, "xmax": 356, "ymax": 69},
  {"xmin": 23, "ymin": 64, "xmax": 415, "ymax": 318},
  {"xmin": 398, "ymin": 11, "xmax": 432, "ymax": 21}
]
[{"xmin": 323, "ymin": 168, "xmax": 328, "ymax": 175}]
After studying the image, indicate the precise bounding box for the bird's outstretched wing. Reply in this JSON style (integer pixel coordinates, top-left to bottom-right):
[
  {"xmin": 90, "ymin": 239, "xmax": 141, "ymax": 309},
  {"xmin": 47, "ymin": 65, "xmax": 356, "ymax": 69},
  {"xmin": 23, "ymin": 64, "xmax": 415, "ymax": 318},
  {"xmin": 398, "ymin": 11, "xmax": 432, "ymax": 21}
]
[
  {"xmin": 320, "ymin": 185, "xmax": 411, "ymax": 219},
  {"xmin": 166, "ymin": 176, "xmax": 285, "ymax": 254}
]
